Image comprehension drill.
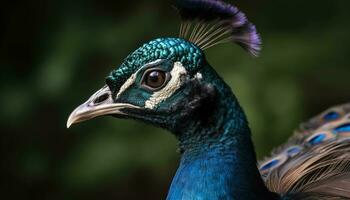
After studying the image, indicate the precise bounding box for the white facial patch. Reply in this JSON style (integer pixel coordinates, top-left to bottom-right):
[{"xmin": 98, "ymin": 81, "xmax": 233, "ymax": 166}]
[
  {"xmin": 145, "ymin": 62, "xmax": 188, "ymax": 109},
  {"xmin": 116, "ymin": 73, "xmax": 137, "ymax": 98},
  {"xmin": 116, "ymin": 59, "xmax": 163, "ymax": 98}
]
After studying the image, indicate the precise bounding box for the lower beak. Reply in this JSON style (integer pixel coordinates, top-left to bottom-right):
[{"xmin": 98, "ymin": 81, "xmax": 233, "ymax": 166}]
[{"xmin": 66, "ymin": 85, "xmax": 139, "ymax": 128}]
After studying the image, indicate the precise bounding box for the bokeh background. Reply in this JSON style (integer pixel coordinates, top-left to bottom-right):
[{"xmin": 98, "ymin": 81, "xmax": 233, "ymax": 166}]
[{"xmin": 2, "ymin": 0, "xmax": 350, "ymax": 199}]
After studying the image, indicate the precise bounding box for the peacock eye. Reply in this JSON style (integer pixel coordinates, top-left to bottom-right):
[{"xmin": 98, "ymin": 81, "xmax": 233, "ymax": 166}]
[{"xmin": 142, "ymin": 69, "xmax": 167, "ymax": 90}]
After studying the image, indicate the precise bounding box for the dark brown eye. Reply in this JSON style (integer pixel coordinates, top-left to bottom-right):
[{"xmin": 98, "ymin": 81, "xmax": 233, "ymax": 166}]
[{"xmin": 144, "ymin": 70, "xmax": 167, "ymax": 89}]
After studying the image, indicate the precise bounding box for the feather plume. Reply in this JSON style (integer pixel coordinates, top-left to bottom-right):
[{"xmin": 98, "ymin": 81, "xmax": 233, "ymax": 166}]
[
  {"xmin": 175, "ymin": 0, "xmax": 261, "ymax": 56},
  {"xmin": 264, "ymin": 140, "xmax": 350, "ymax": 200},
  {"xmin": 259, "ymin": 103, "xmax": 350, "ymax": 199}
]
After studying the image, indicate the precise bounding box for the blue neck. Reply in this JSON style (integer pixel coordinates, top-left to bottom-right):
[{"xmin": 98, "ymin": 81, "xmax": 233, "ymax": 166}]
[{"xmin": 166, "ymin": 66, "xmax": 277, "ymax": 200}]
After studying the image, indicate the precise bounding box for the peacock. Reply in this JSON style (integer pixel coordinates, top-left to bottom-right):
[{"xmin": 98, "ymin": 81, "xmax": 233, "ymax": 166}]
[{"xmin": 67, "ymin": 0, "xmax": 350, "ymax": 199}]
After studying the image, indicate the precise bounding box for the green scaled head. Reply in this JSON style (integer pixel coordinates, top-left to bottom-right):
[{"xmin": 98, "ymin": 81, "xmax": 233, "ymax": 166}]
[
  {"xmin": 67, "ymin": 38, "xmax": 212, "ymax": 131},
  {"xmin": 106, "ymin": 38, "xmax": 204, "ymax": 97}
]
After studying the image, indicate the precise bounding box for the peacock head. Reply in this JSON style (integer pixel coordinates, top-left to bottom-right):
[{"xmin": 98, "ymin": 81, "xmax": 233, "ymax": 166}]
[
  {"xmin": 66, "ymin": 38, "xmax": 217, "ymax": 132},
  {"xmin": 67, "ymin": 0, "xmax": 261, "ymax": 136}
]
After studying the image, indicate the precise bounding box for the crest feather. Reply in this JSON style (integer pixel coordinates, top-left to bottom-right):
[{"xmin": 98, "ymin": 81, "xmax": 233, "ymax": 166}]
[{"xmin": 176, "ymin": 0, "xmax": 261, "ymax": 56}]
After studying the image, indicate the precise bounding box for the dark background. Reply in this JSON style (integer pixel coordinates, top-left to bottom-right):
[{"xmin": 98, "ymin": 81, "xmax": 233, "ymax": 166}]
[{"xmin": 1, "ymin": 0, "xmax": 350, "ymax": 199}]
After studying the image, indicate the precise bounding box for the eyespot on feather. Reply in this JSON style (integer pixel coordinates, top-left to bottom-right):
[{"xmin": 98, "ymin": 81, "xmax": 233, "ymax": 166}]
[
  {"xmin": 323, "ymin": 111, "xmax": 341, "ymax": 121},
  {"xmin": 305, "ymin": 131, "xmax": 334, "ymax": 146},
  {"xmin": 334, "ymin": 123, "xmax": 350, "ymax": 133},
  {"xmin": 284, "ymin": 146, "xmax": 302, "ymax": 157},
  {"xmin": 259, "ymin": 154, "xmax": 287, "ymax": 174}
]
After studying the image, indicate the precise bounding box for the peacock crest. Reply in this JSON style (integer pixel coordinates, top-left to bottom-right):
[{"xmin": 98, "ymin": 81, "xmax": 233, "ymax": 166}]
[{"xmin": 176, "ymin": 0, "xmax": 261, "ymax": 56}]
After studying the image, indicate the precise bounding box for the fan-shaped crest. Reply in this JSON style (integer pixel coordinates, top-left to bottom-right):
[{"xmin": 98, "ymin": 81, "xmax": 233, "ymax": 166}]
[{"xmin": 176, "ymin": 0, "xmax": 261, "ymax": 56}]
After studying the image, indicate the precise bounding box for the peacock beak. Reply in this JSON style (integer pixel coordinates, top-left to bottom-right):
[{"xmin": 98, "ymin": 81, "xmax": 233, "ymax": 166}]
[{"xmin": 66, "ymin": 85, "xmax": 139, "ymax": 128}]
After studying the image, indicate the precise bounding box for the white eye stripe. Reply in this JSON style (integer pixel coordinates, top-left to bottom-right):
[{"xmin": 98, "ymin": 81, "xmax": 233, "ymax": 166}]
[
  {"xmin": 145, "ymin": 62, "xmax": 188, "ymax": 109},
  {"xmin": 115, "ymin": 61, "xmax": 189, "ymax": 109},
  {"xmin": 116, "ymin": 59, "xmax": 163, "ymax": 98},
  {"xmin": 116, "ymin": 73, "xmax": 137, "ymax": 98},
  {"xmin": 144, "ymin": 59, "xmax": 164, "ymax": 66}
]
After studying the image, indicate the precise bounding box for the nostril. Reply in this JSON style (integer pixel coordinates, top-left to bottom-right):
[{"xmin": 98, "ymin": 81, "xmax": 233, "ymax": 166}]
[{"xmin": 94, "ymin": 93, "xmax": 109, "ymax": 104}]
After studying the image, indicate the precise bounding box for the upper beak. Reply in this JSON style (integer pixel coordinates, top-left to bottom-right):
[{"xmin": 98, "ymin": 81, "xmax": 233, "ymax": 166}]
[{"xmin": 66, "ymin": 85, "xmax": 138, "ymax": 128}]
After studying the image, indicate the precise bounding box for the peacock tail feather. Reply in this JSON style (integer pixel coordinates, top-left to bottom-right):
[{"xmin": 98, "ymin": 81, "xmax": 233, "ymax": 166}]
[{"xmin": 259, "ymin": 103, "xmax": 350, "ymax": 199}]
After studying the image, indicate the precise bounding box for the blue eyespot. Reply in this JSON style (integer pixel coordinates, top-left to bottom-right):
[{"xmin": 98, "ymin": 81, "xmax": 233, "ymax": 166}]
[
  {"xmin": 307, "ymin": 133, "xmax": 326, "ymax": 145},
  {"xmin": 286, "ymin": 146, "xmax": 301, "ymax": 157},
  {"xmin": 334, "ymin": 123, "xmax": 350, "ymax": 133},
  {"xmin": 323, "ymin": 111, "xmax": 340, "ymax": 121},
  {"xmin": 260, "ymin": 159, "xmax": 279, "ymax": 171}
]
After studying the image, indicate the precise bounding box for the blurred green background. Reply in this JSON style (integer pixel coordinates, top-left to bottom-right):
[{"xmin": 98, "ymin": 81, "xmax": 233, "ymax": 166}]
[{"xmin": 1, "ymin": 0, "xmax": 350, "ymax": 199}]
